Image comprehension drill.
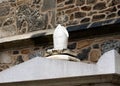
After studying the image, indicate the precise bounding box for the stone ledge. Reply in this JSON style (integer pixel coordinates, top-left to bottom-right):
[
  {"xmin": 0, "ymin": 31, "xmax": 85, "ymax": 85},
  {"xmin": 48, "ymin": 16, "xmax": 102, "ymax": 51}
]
[
  {"xmin": 0, "ymin": 74, "xmax": 119, "ymax": 86},
  {"xmin": 0, "ymin": 50, "xmax": 120, "ymax": 84},
  {"xmin": 0, "ymin": 29, "xmax": 54, "ymax": 44}
]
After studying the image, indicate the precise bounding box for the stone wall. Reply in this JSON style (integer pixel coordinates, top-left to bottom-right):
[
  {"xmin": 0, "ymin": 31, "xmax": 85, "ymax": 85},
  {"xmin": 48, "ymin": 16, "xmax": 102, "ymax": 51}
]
[
  {"xmin": 56, "ymin": 0, "xmax": 120, "ymax": 26},
  {"xmin": 0, "ymin": 0, "xmax": 56, "ymax": 38},
  {"xmin": 0, "ymin": 34, "xmax": 120, "ymax": 71},
  {"xmin": 0, "ymin": 0, "xmax": 120, "ymax": 38}
]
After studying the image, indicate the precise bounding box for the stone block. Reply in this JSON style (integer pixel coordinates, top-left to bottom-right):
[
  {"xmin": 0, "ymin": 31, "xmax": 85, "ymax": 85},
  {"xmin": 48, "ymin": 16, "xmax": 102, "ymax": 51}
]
[
  {"xmin": 80, "ymin": 17, "xmax": 90, "ymax": 23},
  {"xmin": 42, "ymin": 0, "xmax": 56, "ymax": 11},
  {"xmin": 0, "ymin": 52, "xmax": 12, "ymax": 64},
  {"xmin": 81, "ymin": 5, "xmax": 91, "ymax": 11},
  {"xmin": 65, "ymin": 7, "xmax": 79, "ymax": 14},
  {"xmin": 57, "ymin": 0, "xmax": 65, "ymax": 3},
  {"xmin": 77, "ymin": 40, "xmax": 93, "ymax": 49},
  {"xmin": 0, "ymin": 6, "xmax": 10, "ymax": 17},
  {"xmin": 76, "ymin": 0, "xmax": 85, "ymax": 6},
  {"xmin": 21, "ymin": 49, "xmax": 30, "ymax": 54},
  {"xmin": 86, "ymin": 0, "xmax": 97, "ymax": 4},
  {"xmin": 92, "ymin": 14, "xmax": 106, "ymax": 21},
  {"xmin": 89, "ymin": 49, "xmax": 101, "ymax": 62},
  {"xmin": 93, "ymin": 2, "xmax": 106, "ymax": 10},
  {"xmin": 75, "ymin": 12, "xmax": 86, "ymax": 18},
  {"xmin": 65, "ymin": 0, "xmax": 75, "ymax": 5}
]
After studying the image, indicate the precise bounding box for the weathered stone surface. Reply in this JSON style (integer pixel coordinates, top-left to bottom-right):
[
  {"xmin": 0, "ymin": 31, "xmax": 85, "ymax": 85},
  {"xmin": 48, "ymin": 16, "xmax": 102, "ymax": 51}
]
[
  {"xmin": 0, "ymin": 25, "xmax": 17, "ymax": 37},
  {"xmin": 86, "ymin": 0, "xmax": 97, "ymax": 4},
  {"xmin": 16, "ymin": 0, "xmax": 25, "ymax": 5},
  {"xmin": 10, "ymin": 2, "xmax": 16, "ymax": 7},
  {"xmin": 89, "ymin": 49, "xmax": 101, "ymax": 62},
  {"xmin": 93, "ymin": 2, "xmax": 106, "ymax": 10},
  {"xmin": 17, "ymin": 5, "xmax": 48, "ymax": 33},
  {"xmin": 0, "ymin": 17, "xmax": 5, "ymax": 27},
  {"xmin": 29, "ymin": 51, "xmax": 43, "ymax": 59},
  {"xmin": 68, "ymin": 42, "xmax": 76, "ymax": 50},
  {"xmin": 77, "ymin": 40, "xmax": 93, "ymax": 49},
  {"xmin": 100, "ymin": 6, "xmax": 117, "ymax": 13},
  {"xmin": 57, "ymin": 0, "xmax": 64, "ymax": 3},
  {"xmin": 75, "ymin": 12, "xmax": 86, "ymax": 18},
  {"xmin": 65, "ymin": 0, "xmax": 75, "ymax": 5},
  {"xmin": 57, "ymin": 14, "xmax": 69, "ymax": 23},
  {"xmin": 65, "ymin": 7, "xmax": 79, "ymax": 14},
  {"xmin": 51, "ymin": 11, "xmax": 56, "ymax": 27},
  {"xmin": 107, "ymin": 13, "xmax": 116, "ymax": 19},
  {"xmin": 33, "ymin": 0, "xmax": 41, "ymax": 4},
  {"xmin": 92, "ymin": 14, "xmax": 105, "ymax": 21},
  {"xmin": 101, "ymin": 40, "xmax": 120, "ymax": 54},
  {"xmin": 3, "ymin": 17, "xmax": 15, "ymax": 26},
  {"xmin": 57, "ymin": 5, "xmax": 74, "ymax": 11},
  {"xmin": 117, "ymin": 4, "xmax": 120, "ymax": 8},
  {"xmin": 70, "ymin": 14, "xmax": 74, "ymax": 20},
  {"xmin": 21, "ymin": 49, "xmax": 30, "ymax": 54},
  {"xmin": 13, "ymin": 51, "xmax": 19, "ymax": 54},
  {"xmin": 114, "ymin": 0, "xmax": 120, "ymax": 5},
  {"xmin": 42, "ymin": 0, "xmax": 56, "ymax": 11},
  {"xmin": 9, "ymin": 0, "xmax": 16, "ymax": 2},
  {"xmin": 80, "ymin": 17, "xmax": 90, "ymax": 23},
  {"xmin": 118, "ymin": 10, "xmax": 120, "ymax": 16},
  {"xmin": 81, "ymin": 5, "xmax": 91, "ymax": 11},
  {"xmin": 14, "ymin": 55, "xmax": 24, "ymax": 65},
  {"xmin": 77, "ymin": 47, "xmax": 91, "ymax": 60},
  {"xmin": 0, "ymin": 52, "xmax": 12, "ymax": 64},
  {"xmin": 93, "ymin": 44, "xmax": 99, "ymax": 49},
  {"xmin": 66, "ymin": 20, "xmax": 79, "ymax": 26},
  {"xmin": 76, "ymin": 0, "xmax": 85, "ymax": 6},
  {"xmin": 88, "ymin": 11, "xmax": 97, "ymax": 16},
  {"xmin": 0, "ymin": 6, "xmax": 10, "ymax": 17}
]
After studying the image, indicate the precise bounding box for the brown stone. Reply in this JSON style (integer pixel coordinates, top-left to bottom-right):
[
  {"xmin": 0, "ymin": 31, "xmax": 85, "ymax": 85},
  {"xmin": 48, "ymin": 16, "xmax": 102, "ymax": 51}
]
[
  {"xmin": 65, "ymin": 0, "xmax": 75, "ymax": 5},
  {"xmin": 65, "ymin": 7, "xmax": 79, "ymax": 14},
  {"xmin": 86, "ymin": 0, "xmax": 97, "ymax": 4},
  {"xmin": 70, "ymin": 14, "xmax": 74, "ymax": 20},
  {"xmin": 10, "ymin": 2, "xmax": 16, "ymax": 7},
  {"xmin": 75, "ymin": 12, "xmax": 86, "ymax": 18},
  {"xmin": 92, "ymin": 14, "xmax": 106, "ymax": 21},
  {"xmin": 88, "ymin": 11, "xmax": 97, "ymax": 16},
  {"xmin": 57, "ymin": 5, "xmax": 74, "ymax": 11},
  {"xmin": 17, "ymin": 0, "xmax": 25, "ymax": 5},
  {"xmin": 81, "ymin": 5, "xmax": 91, "ymax": 11},
  {"xmin": 76, "ymin": 0, "xmax": 85, "ymax": 6},
  {"xmin": 93, "ymin": 2, "xmax": 106, "ymax": 10},
  {"xmin": 57, "ymin": 3, "xmax": 64, "ymax": 7},
  {"xmin": 114, "ymin": 0, "xmax": 120, "ymax": 5},
  {"xmin": 99, "ymin": 6, "xmax": 117, "ymax": 13},
  {"xmin": 66, "ymin": 20, "xmax": 79, "ymax": 26},
  {"xmin": 89, "ymin": 49, "xmax": 101, "ymax": 62},
  {"xmin": 21, "ymin": 49, "xmax": 30, "ymax": 54},
  {"xmin": 107, "ymin": 13, "xmax": 116, "ymax": 19},
  {"xmin": 77, "ymin": 40, "xmax": 93, "ymax": 49},
  {"xmin": 57, "ymin": 0, "xmax": 65, "ymax": 3},
  {"xmin": 80, "ymin": 17, "xmax": 90, "ymax": 23}
]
